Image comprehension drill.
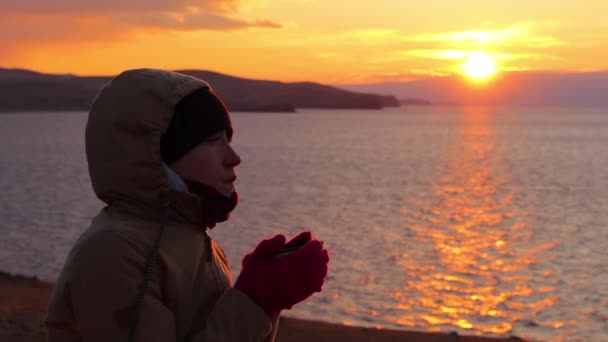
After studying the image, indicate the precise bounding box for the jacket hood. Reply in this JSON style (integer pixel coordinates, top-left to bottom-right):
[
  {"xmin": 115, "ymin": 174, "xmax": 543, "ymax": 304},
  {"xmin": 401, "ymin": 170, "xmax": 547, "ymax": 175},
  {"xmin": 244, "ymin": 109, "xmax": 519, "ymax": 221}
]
[{"xmin": 86, "ymin": 68, "xmax": 211, "ymax": 225}]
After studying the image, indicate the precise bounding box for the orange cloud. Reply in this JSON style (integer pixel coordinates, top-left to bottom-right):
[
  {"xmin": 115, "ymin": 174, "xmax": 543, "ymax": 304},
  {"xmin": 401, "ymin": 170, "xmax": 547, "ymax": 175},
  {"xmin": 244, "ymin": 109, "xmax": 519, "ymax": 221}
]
[
  {"xmin": 369, "ymin": 71, "xmax": 436, "ymax": 82},
  {"xmin": 0, "ymin": 14, "xmax": 126, "ymax": 43},
  {"xmin": 0, "ymin": 0, "xmax": 282, "ymax": 45}
]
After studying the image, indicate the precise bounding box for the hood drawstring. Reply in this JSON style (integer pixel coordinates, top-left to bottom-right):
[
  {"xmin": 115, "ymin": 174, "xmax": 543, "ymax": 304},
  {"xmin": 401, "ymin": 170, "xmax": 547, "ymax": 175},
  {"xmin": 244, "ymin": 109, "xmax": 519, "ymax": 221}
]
[{"xmin": 128, "ymin": 205, "xmax": 170, "ymax": 342}]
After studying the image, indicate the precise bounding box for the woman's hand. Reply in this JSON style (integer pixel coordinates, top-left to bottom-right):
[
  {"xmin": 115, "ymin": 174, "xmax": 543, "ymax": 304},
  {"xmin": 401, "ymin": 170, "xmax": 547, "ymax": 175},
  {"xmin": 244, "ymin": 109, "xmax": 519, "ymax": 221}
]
[{"xmin": 234, "ymin": 233, "xmax": 330, "ymax": 317}]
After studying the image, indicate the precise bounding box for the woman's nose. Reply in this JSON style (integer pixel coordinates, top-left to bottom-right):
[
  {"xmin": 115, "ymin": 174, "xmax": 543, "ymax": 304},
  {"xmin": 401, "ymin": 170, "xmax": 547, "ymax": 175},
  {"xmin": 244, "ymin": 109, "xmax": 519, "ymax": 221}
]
[{"xmin": 225, "ymin": 145, "xmax": 241, "ymax": 167}]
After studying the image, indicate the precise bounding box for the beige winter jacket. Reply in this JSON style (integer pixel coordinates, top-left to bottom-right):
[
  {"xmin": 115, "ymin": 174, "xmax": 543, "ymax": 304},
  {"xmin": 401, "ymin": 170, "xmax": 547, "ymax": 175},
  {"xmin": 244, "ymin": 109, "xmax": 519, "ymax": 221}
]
[{"xmin": 45, "ymin": 69, "xmax": 278, "ymax": 341}]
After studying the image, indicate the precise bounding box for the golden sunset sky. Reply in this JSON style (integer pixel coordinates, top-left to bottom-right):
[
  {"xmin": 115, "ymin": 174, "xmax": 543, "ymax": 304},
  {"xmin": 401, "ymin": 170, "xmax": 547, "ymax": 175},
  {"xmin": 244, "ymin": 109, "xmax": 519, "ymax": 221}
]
[{"xmin": 1, "ymin": 0, "xmax": 607, "ymax": 84}]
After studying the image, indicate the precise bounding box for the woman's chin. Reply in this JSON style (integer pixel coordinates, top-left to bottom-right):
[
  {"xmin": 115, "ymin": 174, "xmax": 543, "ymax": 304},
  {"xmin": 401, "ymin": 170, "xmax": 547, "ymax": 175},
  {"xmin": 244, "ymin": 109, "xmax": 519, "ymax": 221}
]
[{"xmin": 219, "ymin": 185, "xmax": 235, "ymax": 197}]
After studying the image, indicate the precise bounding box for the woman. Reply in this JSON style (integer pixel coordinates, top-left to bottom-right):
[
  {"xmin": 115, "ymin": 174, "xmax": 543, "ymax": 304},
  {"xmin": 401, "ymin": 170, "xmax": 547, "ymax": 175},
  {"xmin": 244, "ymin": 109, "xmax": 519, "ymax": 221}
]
[{"xmin": 45, "ymin": 68, "xmax": 330, "ymax": 342}]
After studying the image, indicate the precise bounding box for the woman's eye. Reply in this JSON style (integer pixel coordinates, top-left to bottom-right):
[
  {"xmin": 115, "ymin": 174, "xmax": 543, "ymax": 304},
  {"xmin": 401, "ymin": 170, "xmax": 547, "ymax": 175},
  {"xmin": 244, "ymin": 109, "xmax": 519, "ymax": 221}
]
[{"xmin": 206, "ymin": 132, "xmax": 228, "ymax": 143}]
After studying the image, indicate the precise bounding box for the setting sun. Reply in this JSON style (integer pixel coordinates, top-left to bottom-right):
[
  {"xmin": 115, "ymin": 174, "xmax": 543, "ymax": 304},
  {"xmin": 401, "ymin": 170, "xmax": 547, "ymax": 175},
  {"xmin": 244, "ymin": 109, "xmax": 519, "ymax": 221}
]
[{"xmin": 461, "ymin": 53, "xmax": 498, "ymax": 80}]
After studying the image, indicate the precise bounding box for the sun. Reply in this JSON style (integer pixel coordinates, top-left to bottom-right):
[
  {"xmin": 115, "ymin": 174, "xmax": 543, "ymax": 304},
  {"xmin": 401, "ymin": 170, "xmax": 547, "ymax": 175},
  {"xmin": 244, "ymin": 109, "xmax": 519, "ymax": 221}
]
[{"xmin": 461, "ymin": 52, "xmax": 498, "ymax": 80}]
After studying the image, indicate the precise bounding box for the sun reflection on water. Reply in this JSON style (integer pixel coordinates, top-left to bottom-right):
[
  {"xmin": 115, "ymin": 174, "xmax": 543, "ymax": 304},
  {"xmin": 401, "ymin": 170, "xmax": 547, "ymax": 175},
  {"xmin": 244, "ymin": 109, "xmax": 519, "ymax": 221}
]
[{"xmin": 389, "ymin": 107, "xmax": 561, "ymax": 336}]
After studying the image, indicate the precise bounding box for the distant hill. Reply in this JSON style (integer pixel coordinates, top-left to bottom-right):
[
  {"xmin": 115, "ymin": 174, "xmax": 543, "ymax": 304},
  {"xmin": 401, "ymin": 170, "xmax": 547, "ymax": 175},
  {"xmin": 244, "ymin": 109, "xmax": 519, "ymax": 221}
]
[
  {"xmin": 0, "ymin": 68, "xmax": 400, "ymax": 113},
  {"xmin": 338, "ymin": 71, "xmax": 608, "ymax": 107},
  {"xmin": 399, "ymin": 98, "xmax": 432, "ymax": 106}
]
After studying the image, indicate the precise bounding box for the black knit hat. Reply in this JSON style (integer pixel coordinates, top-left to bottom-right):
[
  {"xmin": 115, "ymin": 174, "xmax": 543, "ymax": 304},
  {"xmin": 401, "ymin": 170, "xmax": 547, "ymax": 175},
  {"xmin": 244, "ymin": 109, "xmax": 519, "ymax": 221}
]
[{"xmin": 161, "ymin": 87, "xmax": 233, "ymax": 165}]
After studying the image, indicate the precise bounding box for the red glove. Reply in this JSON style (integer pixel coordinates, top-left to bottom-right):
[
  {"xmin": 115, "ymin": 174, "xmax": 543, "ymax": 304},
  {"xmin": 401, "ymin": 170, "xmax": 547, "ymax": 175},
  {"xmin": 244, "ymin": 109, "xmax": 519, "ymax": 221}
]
[
  {"xmin": 241, "ymin": 231, "xmax": 312, "ymax": 266},
  {"xmin": 234, "ymin": 234, "xmax": 330, "ymax": 317}
]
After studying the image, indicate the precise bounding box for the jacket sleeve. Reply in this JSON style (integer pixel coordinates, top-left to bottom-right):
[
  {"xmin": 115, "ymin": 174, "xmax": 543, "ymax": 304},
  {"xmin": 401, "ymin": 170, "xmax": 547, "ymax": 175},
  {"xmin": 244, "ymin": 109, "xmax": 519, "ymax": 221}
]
[
  {"xmin": 51, "ymin": 231, "xmax": 273, "ymax": 342},
  {"xmin": 192, "ymin": 288, "xmax": 275, "ymax": 342},
  {"xmin": 190, "ymin": 237, "xmax": 277, "ymax": 341}
]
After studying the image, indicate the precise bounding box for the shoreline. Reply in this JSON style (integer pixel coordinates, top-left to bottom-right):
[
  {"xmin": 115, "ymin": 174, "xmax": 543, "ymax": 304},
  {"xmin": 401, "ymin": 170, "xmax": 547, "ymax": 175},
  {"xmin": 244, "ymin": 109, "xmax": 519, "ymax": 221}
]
[{"xmin": 0, "ymin": 270, "xmax": 527, "ymax": 341}]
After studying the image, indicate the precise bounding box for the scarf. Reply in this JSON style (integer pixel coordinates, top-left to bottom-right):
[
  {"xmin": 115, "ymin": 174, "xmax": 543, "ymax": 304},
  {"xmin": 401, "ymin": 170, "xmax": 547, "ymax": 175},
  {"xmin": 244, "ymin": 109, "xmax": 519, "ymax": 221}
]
[{"xmin": 184, "ymin": 180, "xmax": 239, "ymax": 229}]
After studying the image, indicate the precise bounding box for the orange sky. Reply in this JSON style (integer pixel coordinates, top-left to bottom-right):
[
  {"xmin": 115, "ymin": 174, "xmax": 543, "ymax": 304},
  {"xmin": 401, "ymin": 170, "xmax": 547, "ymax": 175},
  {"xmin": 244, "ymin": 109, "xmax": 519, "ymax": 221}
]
[{"xmin": 1, "ymin": 0, "xmax": 607, "ymax": 84}]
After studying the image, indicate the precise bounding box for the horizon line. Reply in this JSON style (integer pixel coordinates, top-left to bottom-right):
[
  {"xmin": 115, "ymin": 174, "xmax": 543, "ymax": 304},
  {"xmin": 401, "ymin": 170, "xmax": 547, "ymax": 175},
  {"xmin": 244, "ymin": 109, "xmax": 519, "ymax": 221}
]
[{"xmin": 2, "ymin": 66, "xmax": 608, "ymax": 86}]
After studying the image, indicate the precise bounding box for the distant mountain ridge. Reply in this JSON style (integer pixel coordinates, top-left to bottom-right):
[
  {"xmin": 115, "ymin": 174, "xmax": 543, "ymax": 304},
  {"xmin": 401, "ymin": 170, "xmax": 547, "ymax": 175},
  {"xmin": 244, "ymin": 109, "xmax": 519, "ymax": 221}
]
[
  {"xmin": 0, "ymin": 68, "xmax": 400, "ymax": 113},
  {"xmin": 338, "ymin": 71, "xmax": 608, "ymax": 107}
]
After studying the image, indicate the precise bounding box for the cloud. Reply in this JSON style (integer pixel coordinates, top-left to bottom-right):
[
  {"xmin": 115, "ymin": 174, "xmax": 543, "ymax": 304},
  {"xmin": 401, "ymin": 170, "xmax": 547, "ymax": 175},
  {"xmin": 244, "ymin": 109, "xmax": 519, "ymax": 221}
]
[
  {"xmin": 0, "ymin": 0, "xmax": 240, "ymax": 14},
  {"xmin": 409, "ymin": 25, "xmax": 566, "ymax": 49},
  {"xmin": 395, "ymin": 49, "xmax": 562, "ymax": 72},
  {"xmin": 0, "ymin": 14, "xmax": 126, "ymax": 44},
  {"xmin": 115, "ymin": 11, "xmax": 282, "ymax": 31},
  {"xmin": 313, "ymin": 52, "xmax": 351, "ymax": 61},
  {"xmin": 0, "ymin": 0, "xmax": 283, "ymax": 49},
  {"xmin": 372, "ymin": 71, "xmax": 442, "ymax": 82},
  {"xmin": 382, "ymin": 24, "xmax": 567, "ymax": 67},
  {"xmin": 348, "ymin": 24, "xmax": 570, "ymax": 80},
  {"xmin": 0, "ymin": 13, "xmax": 131, "ymax": 64}
]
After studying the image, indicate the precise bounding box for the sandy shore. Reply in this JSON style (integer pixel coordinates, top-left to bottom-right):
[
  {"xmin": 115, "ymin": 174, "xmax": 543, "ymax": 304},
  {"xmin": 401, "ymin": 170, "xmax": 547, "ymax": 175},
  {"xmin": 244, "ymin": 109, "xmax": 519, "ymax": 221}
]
[{"xmin": 0, "ymin": 270, "xmax": 526, "ymax": 342}]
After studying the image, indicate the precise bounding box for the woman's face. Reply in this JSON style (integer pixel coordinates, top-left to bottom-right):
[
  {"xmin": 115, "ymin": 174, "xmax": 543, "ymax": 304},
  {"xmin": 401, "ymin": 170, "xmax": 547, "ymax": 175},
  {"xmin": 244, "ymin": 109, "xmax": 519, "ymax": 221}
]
[{"xmin": 171, "ymin": 130, "xmax": 241, "ymax": 197}]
